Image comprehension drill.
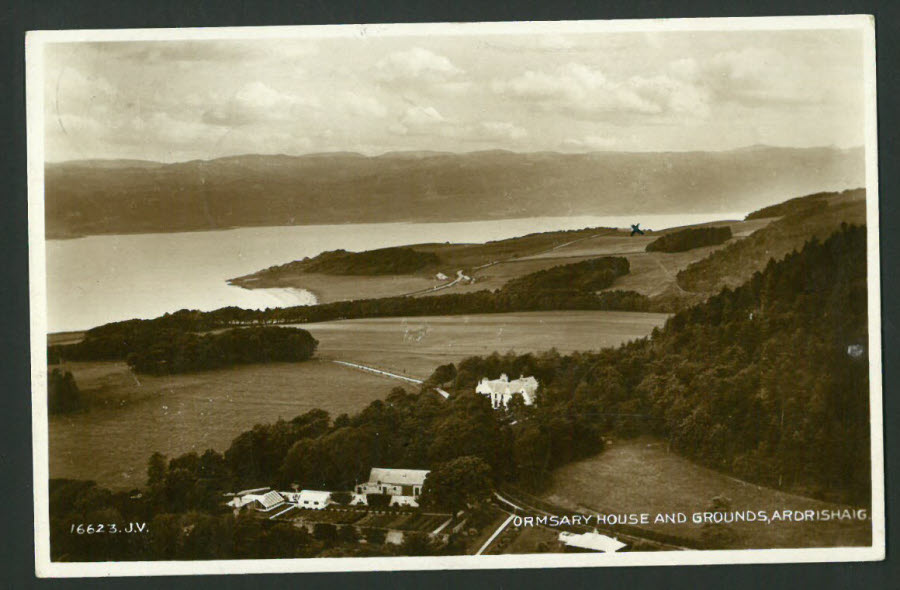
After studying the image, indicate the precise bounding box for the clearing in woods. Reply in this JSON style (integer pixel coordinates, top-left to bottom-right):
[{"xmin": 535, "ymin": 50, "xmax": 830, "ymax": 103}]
[{"xmin": 541, "ymin": 437, "xmax": 871, "ymax": 549}]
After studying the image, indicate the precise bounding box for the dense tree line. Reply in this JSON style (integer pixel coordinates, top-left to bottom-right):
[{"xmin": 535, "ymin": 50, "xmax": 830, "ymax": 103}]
[
  {"xmin": 503, "ymin": 257, "xmax": 629, "ymax": 293},
  {"xmin": 645, "ymin": 226, "xmax": 732, "ymax": 253},
  {"xmin": 255, "ymin": 246, "xmax": 441, "ymax": 277},
  {"xmin": 125, "ymin": 327, "xmax": 318, "ymax": 375}
]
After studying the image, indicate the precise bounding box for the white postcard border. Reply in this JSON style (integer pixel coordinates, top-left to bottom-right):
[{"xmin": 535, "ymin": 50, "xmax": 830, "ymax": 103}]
[{"xmin": 26, "ymin": 15, "xmax": 884, "ymax": 578}]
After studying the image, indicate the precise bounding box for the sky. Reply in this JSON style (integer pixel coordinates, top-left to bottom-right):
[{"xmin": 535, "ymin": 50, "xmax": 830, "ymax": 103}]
[{"xmin": 42, "ymin": 26, "xmax": 867, "ymax": 163}]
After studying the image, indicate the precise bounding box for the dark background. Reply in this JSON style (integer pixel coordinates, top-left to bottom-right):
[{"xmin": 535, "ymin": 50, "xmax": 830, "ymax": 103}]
[{"xmin": 1, "ymin": 1, "xmax": 897, "ymax": 588}]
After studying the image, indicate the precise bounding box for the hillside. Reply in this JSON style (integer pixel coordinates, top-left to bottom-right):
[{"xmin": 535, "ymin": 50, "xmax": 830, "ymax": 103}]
[
  {"xmin": 439, "ymin": 224, "xmax": 871, "ymax": 505},
  {"xmin": 229, "ymin": 189, "xmax": 864, "ymax": 310},
  {"xmin": 45, "ymin": 146, "xmax": 863, "ymax": 238},
  {"xmin": 677, "ymin": 188, "xmax": 866, "ymax": 293},
  {"xmin": 645, "ymin": 225, "xmax": 732, "ymax": 253},
  {"xmin": 276, "ymin": 247, "xmax": 441, "ymax": 276}
]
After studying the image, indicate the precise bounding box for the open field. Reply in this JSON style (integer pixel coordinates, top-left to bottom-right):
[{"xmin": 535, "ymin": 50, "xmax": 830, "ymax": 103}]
[
  {"xmin": 49, "ymin": 360, "xmax": 413, "ymax": 489},
  {"xmin": 225, "ymin": 215, "xmax": 790, "ymax": 307},
  {"xmin": 431, "ymin": 217, "xmax": 777, "ymax": 300},
  {"xmin": 541, "ymin": 437, "xmax": 871, "ymax": 549},
  {"xmin": 49, "ymin": 311, "xmax": 667, "ymax": 489},
  {"xmin": 295, "ymin": 310, "xmax": 669, "ymax": 378},
  {"xmin": 235, "ymin": 273, "xmax": 438, "ymax": 304}
]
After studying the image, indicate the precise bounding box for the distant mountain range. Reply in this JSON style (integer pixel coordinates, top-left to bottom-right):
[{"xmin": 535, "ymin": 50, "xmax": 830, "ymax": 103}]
[{"xmin": 44, "ymin": 146, "xmax": 865, "ymax": 238}]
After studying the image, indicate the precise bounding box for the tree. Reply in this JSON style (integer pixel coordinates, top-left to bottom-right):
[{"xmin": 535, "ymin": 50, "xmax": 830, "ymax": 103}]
[
  {"xmin": 48, "ymin": 369, "xmax": 82, "ymax": 414},
  {"xmin": 147, "ymin": 452, "xmax": 168, "ymax": 490},
  {"xmin": 420, "ymin": 456, "xmax": 493, "ymax": 512},
  {"xmin": 365, "ymin": 528, "xmax": 387, "ymax": 545},
  {"xmin": 428, "ymin": 363, "xmax": 457, "ymax": 386}
]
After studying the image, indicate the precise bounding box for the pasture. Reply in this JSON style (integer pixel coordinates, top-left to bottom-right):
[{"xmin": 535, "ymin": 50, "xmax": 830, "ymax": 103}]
[
  {"xmin": 296, "ymin": 310, "xmax": 669, "ymax": 378},
  {"xmin": 49, "ymin": 310, "xmax": 667, "ymax": 490},
  {"xmin": 541, "ymin": 437, "xmax": 871, "ymax": 549},
  {"xmin": 49, "ymin": 360, "xmax": 412, "ymax": 489}
]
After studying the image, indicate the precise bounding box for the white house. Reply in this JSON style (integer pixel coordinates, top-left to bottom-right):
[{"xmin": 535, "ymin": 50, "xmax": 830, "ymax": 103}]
[
  {"xmin": 435, "ymin": 272, "xmax": 449, "ymax": 281},
  {"xmin": 355, "ymin": 467, "xmax": 430, "ymax": 497},
  {"xmin": 296, "ymin": 490, "xmax": 332, "ymax": 510},
  {"xmin": 475, "ymin": 374, "xmax": 538, "ymax": 409},
  {"xmin": 558, "ymin": 530, "xmax": 627, "ymax": 553}
]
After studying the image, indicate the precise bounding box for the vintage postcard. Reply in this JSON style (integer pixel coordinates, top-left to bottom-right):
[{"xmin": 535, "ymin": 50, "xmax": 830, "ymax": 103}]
[{"xmin": 27, "ymin": 16, "xmax": 883, "ymax": 577}]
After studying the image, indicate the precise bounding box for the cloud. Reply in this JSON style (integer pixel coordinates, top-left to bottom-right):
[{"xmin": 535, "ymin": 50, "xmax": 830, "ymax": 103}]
[
  {"xmin": 339, "ymin": 91, "xmax": 387, "ymax": 118},
  {"xmin": 494, "ymin": 62, "xmax": 714, "ymax": 119},
  {"xmin": 391, "ymin": 105, "xmax": 447, "ymax": 135},
  {"xmin": 675, "ymin": 48, "xmax": 823, "ymax": 106},
  {"xmin": 202, "ymin": 81, "xmax": 319, "ymax": 126},
  {"xmin": 100, "ymin": 40, "xmax": 320, "ymax": 64},
  {"xmin": 477, "ymin": 121, "xmax": 528, "ymax": 141},
  {"xmin": 376, "ymin": 47, "xmax": 464, "ymax": 84},
  {"xmin": 561, "ymin": 135, "xmax": 617, "ymax": 151}
]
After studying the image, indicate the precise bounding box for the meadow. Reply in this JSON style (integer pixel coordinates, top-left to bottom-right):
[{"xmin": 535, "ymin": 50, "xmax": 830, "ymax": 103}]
[
  {"xmin": 296, "ymin": 310, "xmax": 669, "ymax": 378},
  {"xmin": 49, "ymin": 360, "xmax": 413, "ymax": 489},
  {"xmin": 541, "ymin": 437, "xmax": 872, "ymax": 549},
  {"xmin": 49, "ymin": 310, "xmax": 668, "ymax": 490}
]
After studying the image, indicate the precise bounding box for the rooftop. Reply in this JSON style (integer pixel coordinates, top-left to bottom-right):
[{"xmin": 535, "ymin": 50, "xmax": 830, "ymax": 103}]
[
  {"xmin": 367, "ymin": 467, "xmax": 430, "ymax": 486},
  {"xmin": 558, "ymin": 531, "xmax": 627, "ymax": 553}
]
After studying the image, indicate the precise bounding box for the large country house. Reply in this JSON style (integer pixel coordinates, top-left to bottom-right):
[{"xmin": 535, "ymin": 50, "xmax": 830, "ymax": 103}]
[{"xmin": 475, "ymin": 373, "xmax": 538, "ymax": 409}]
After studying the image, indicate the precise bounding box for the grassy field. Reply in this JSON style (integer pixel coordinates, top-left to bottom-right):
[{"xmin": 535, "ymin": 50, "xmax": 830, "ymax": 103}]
[
  {"xmin": 541, "ymin": 437, "xmax": 871, "ymax": 549},
  {"xmin": 49, "ymin": 310, "xmax": 667, "ymax": 490},
  {"xmin": 236, "ymin": 272, "xmax": 438, "ymax": 304},
  {"xmin": 49, "ymin": 360, "xmax": 413, "ymax": 489},
  {"xmin": 225, "ymin": 216, "xmax": 784, "ymax": 307},
  {"xmin": 296, "ymin": 310, "xmax": 669, "ymax": 378}
]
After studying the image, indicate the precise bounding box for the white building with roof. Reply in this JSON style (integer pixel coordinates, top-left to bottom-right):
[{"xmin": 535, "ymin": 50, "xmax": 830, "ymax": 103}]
[
  {"xmin": 558, "ymin": 530, "xmax": 627, "ymax": 553},
  {"xmin": 355, "ymin": 467, "xmax": 430, "ymax": 497},
  {"xmin": 475, "ymin": 373, "xmax": 538, "ymax": 409},
  {"xmin": 296, "ymin": 490, "xmax": 332, "ymax": 510},
  {"xmin": 227, "ymin": 490, "xmax": 285, "ymax": 512}
]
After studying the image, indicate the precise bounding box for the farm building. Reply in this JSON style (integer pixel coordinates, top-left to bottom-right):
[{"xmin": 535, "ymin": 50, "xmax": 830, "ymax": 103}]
[
  {"xmin": 227, "ymin": 490, "xmax": 286, "ymax": 512},
  {"xmin": 279, "ymin": 490, "xmax": 333, "ymax": 510},
  {"xmin": 296, "ymin": 490, "xmax": 332, "ymax": 510},
  {"xmin": 356, "ymin": 467, "xmax": 430, "ymax": 497},
  {"xmin": 558, "ymin": 530, "xmax": 627, "ymax": 553},
  {"xmin": 475, "ymin": 374, "xmax": 538, "ymax": 409}
]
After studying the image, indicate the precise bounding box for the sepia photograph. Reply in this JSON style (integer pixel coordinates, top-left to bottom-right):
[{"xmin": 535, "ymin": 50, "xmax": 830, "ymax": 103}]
[{"xmin": 26, "ymin": 16, "xmax": 883, "ymax": 576}]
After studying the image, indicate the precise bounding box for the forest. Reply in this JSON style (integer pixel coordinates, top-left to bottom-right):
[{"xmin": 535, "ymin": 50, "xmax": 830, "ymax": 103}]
[
  {"xmin": 252, "ymin": 246, "xmax": 441, "ymax": 277},
  {"xmin": 645, "ymin": 226, "xmax": 732, "ymax": 253},
  {"xmin": 48, "ymin": 225, "xmax": 871, "ymax": 561},
  {"xmin": 502, "ymin": 256, "xmax": 629, "ymax": 293},
  {"xmin": 124, "ymin": 327, "xmax": 318, "ymax": 375}
]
